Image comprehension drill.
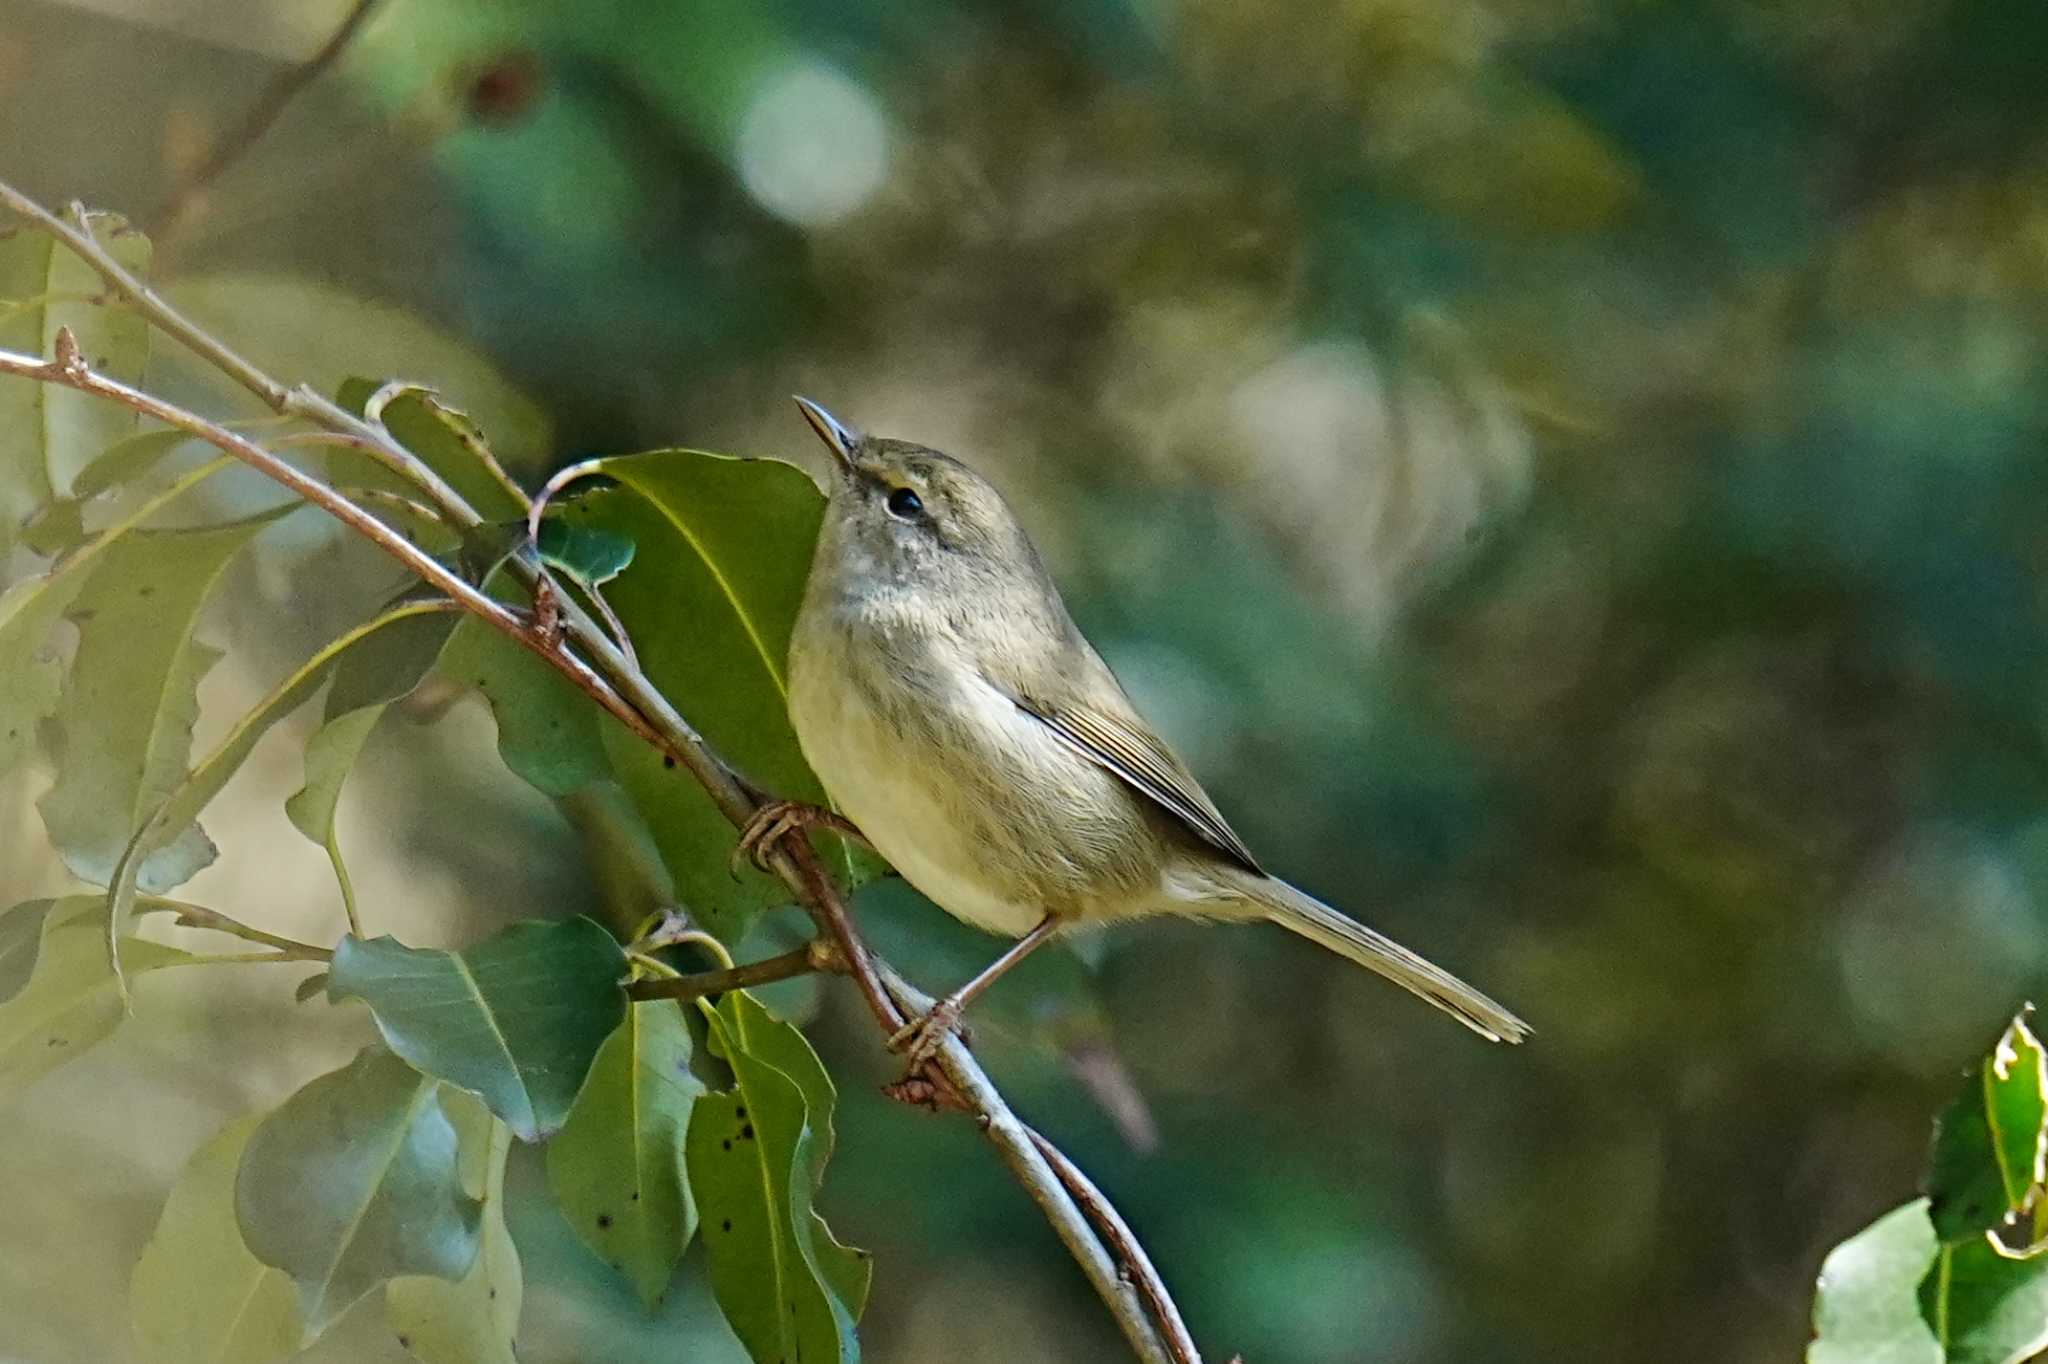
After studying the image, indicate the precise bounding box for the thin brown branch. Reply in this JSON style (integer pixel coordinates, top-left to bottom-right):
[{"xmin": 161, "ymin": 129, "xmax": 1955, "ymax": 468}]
[
  {"xmin": 881, "ymin": 965, "xmax": 1184, "ymax": 1364},
  {"xmin": 150, "ymin": 0, "xmax": 384, "ymax": 246},
  {"xmin": 1028, "ymin": 1128, "xmax": 1200, "ymax": 1364},
  {"xmin": 625, "ymin": 943, "xmax": 836, "ymax": 1002},
  {"xmin": 0, "ymin": 179, "xmax": 1186, "ymax": 1364}
]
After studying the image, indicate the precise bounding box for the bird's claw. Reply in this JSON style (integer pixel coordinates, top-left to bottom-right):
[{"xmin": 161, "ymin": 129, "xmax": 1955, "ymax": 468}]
[
  {"xmin": 730, "ymin": 800, "xmax": 865, "ymax": 878},
  {"xmin": 888, "ymin": 998, "xmax": 968, "ymax": 1066}
]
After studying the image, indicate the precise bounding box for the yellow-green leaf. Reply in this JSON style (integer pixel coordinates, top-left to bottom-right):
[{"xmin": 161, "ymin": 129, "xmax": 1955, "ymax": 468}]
[
  {"xmin": 0, "ymin": 896, "xmax": 189, "ymax": 1099},
  {"xmin": 131, "ymin": 1114, "xmax": 306, "ymax": 1364}
]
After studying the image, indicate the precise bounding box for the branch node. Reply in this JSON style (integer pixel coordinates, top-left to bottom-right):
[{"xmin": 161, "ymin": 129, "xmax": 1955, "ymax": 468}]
[{"xmin": 51, "ymin": 326, "xmax": 86, "ymax": 378}]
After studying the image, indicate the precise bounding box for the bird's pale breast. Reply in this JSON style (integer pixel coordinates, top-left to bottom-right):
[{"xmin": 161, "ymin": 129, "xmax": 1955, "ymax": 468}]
[{"xmin": 788, "ymin": 604, "xmax": 1159, "ymax": 938}]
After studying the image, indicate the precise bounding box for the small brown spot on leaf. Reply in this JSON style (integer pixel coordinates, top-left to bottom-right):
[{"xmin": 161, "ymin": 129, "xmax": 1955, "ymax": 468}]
[
  {"xmin": 596, "ymin": 1213, "xmax": 612, "ymax": 1229},
  {"xmin": 740, "ymin": 1123, "xmax": 754, "ymax": 1139},
  {"xmin": 663, "ymin": 755, "xmax": 676, "ymax": 769},
  {"xmin": 721, "ymin": 1138, "xmax": 731, "ymax": 1151},
  {"xmin": 721, "ymin": 1218, "xmax": 732, "ymax": 1232}
]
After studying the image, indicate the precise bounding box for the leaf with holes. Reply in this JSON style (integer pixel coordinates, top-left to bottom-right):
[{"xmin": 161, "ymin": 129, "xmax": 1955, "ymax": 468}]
[
  {"xmin": 0, "ymin": 897, "xmax": 189, "ymax": 1098},
  {"xmin": 0, "ymin": 457, "xmax": 232, "ymax": 777},
  {"xmin": 1919, "ymin": 1224, "xmax": 2048, "ymax": 1364},
  {"xmin": 686, "ymin": 991, "xmax": 868, "ymax": 1364},
  {"xmin": 336, "ymin": 378, "xmax": 528, "ymax": 522},
  {"xmin": 546, "ymin": 1000, "xmax": 704, "ymax": 1307},
  {"xmin": 131, "ymin": 1113, "xmax": 306, "ymax": 1364},
  {"xmin": 1927, "ymin": 1011, "xmax": 2048, "ymax": 1244},
  {"xmin": 39, "ymin": 505, "xmax": 294, "ymax": 890},
  {"xmin": 387, "ymin": 1090, "xmax": 524, "ymax": 1364},
  {"xmin": 326, "ymin": 919, "xmax": 627, "ymax": 1142},
  {"xmin": 553, "ymin": 452, "xmax": 877, "ymax": 940},
  {"xmin": 0, "ymin": 215, "xmax": 151, "ymax": 547},
  {"xmin": 235, "ymin": 1047, "xmax": 481, "ymax": 1333}
]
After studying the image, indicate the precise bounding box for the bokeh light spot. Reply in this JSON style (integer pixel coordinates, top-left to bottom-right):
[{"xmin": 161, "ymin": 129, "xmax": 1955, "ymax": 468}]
[{"xmin": 735, "ymin": 58, "xmax": 889, "ymax": 226}]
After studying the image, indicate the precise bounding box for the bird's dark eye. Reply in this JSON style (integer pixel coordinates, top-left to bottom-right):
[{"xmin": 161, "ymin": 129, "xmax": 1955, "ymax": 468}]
[{"xmin": 886, "ymin": 487, "xmax": 923, "ymax": 520}]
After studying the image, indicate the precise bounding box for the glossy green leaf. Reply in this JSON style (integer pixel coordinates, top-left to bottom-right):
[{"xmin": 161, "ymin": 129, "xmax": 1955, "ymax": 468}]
[
  {"xmin": 560, "ymin": 452, "xmax": 866, "ymax": 939},
  {"xmin": 536, "ymin": 514, "xmax": 635, "ymax": 586},
  {"xmin": 0, "ymin": 456, "xmax": 231, "ymax": 776},
  {"xmin": 545, "ymin": 1000, "xmax": 704, "ymax": 1307},
  {"xmin": 1920, "ymin": 1229, "xmax": 2048, "ymax": 1364},
  {"xmin": 1810, "ymin": 1200, "xmax": 1942, "ymax": 1364},
  {"xmin": 435, "ymin": 611, "xmax": 610, "ymax": 797},
  {"xmin": 1928, "ymin": 1011, "xmax": 2048, "ymax": 1244},
  {"xmin": 235, "ymin": 1047, "xmax": 482, "ymax": 1332},
  {"xmin": 336, "ymin": 378, "xmax": 528, "ymax": 522},
  {"xmin": 39, "ymin": 505, "xmax": 293, "ymax": 889},
  {"xmin": 106, "ymin": 602, "xmax": 460, "ymax": 984},
  {"xmin": 0, "ymin": 215, "xmax": 150, "ymax": 548},
  {"xmin": 131, "ymin": 1114, "xmax": 306, "ymax": 1364},
  {"xmin": 0, "ymin": 896, "xmax": 189, "ymax": 1098},
  {"xmin": 326, "ymin": 919, "xmax": 628, "ymax": 1141},
  {"xmin": 686, "ymin": 991, "xmax": 868, "ymax": 1364},
  {"xmin": 387, "ymin": 1090, "xmax": 524, "ymax": 1364}
]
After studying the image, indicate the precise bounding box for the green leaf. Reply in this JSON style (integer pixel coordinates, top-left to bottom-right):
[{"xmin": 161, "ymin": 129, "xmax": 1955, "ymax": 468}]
[
  {"xmin": 387, "ymin": 1090, "xmax": 524, "ymax": 1364},
  {"xmin": 283, "ymin": 605, "xmax": 465, "ymax": 915},
  {"xmin": 0, "ymin": 456, "xmax": 232, "ymax": 776},
  {"xmin": 22, "ymin": 430, "xmax": 205, "ymax": 559},
  {"xmin": 435, "ymin": 610, "xmax": 611, "ymax": 797},
  {"xmin": 72, "ymin": 427, "xmax": 199, "ymax": 500},
  {"xmin": 106, "ymin": 602, "xmax": 460, "ymax": 983},
  {"xmin": 536, "ymin": 514, "xmax": 635, "ymax": 587},
  {"xmin": 1928, "ymin": 1011, "xmax": 2048, "ymax": 1244},
  {"xmin": 686, "ymin": 991, "xmax": 868, "ymax": 1364},
  {"xmin": 1921, "ymin": 1230, "xmax": 2048, "ymax": 1364},
  {"xmin": 545, "ymin": 1000, "xmax": 705, "ymax": 1307},
  {"xmin": 0, "ymin": 899, "xmax": 54, "ymax": 1002},
  {"xmin": 560, "ymin": 452, "xmax": 869, "ymax": 939},
  {"xmin": 0, "ymin": 896, "xmax": 189, "ymax": 1098},
  {"xmin": 39, "ymin": 504, "xmax": 293, "ymax": 889},
  {"xmin": 235, "ymin": 1047, "xmax": 482, "ymax": 1332},
  {"xmin": 0, "ymin": 215, "xmax": 150, "ymax": 548},
  {"xmin": 326, "ymin": 919, "xmax": 628, "ymax": 1142},
  {"xmin": 1809, "ymin": 1200, "xmax": 1942, "ymax": 1364},
  {"xmin": 335, "ymin": 379, "xmax": 528, "ymax": 522},
  {"xmin": 131, "ymin": 1113, "xmax": 306, "ymax": 1364}
]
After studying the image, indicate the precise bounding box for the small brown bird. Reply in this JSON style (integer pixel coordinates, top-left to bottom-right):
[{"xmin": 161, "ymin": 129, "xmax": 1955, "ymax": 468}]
[{"xmin": 743, "ymin": 398, "xmax": 1529, "ymax": 1061}]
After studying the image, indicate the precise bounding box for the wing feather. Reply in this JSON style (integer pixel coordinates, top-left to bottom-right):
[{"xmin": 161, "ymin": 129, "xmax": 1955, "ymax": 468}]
[{"xmin": 1004, "ymin": 683, "xmax": 1264, "ymax": 875}]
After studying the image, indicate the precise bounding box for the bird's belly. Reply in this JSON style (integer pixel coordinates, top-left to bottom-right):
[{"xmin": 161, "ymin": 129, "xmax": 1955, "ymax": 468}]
[{"xmin": 790, "ymin": 664, "xmax": 1052, "ymax": 940}]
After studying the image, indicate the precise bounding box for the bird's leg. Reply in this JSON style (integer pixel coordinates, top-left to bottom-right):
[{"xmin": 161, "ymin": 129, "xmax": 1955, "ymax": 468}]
[
  {"xmin": 890, "ymin": 915, "xmax": 1061, "ymax": 1066},
  {"xmin": 731, "ymin": 800, "xmax": 870, "ymax": 876}
]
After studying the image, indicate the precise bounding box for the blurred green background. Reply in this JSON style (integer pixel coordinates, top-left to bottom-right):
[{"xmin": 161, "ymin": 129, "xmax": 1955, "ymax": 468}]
[{"xmin": 7, "ymin": 0, "xmax": 2048, "ymax": 1359}]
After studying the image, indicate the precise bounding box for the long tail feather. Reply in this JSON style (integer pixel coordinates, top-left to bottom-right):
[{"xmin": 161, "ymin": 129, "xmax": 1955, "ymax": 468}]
[{"xmin": 1247, "ymin": 877, "xmax": 1530, "ymax": 1043}]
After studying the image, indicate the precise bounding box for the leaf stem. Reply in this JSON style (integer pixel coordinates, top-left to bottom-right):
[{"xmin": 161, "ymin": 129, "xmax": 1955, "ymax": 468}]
[{"xmin": 160, "ymin": 904, "xmax": 333, "ymax": 962}]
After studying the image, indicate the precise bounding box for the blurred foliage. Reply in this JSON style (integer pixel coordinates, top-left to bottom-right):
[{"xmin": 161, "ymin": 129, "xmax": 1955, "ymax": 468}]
[{"xmin": 3, "ymin": 0, "xmax": 2048, "ymax": 1359}]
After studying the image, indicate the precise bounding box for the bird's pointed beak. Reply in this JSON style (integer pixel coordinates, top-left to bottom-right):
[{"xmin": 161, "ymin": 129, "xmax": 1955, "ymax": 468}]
[{"xmin": 793, "ymin": 396, "xmax": 859, "ymax": 473}]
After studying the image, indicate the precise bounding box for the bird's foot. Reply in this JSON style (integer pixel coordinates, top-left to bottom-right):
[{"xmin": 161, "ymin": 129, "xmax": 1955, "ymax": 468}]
[
  {"xmin": 887, "ymin": 997, "xmax": 971, "ymax": 1067},
  {"xmin": 730, "ymin": 800, "xmax": 866, "ymax": 877}
]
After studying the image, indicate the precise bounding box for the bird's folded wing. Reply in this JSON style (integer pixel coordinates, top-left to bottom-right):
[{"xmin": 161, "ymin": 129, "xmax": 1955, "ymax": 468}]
[{"xmin": 1003, "ymin": 682, "xmax": 1264, "ymax": 875}]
